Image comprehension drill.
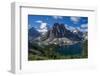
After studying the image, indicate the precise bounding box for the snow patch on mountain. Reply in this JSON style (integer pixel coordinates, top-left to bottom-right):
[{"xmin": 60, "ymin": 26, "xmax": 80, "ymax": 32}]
[
  {"xmin": 65, "ymin": 23, "xmax": 87, "ymax": 33},
  {"xmin": 65, "ymin": 24, "xmax": 75, "ymax": 32}
]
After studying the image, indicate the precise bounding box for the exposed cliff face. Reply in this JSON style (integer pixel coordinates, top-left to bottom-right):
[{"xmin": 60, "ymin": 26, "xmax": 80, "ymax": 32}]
[{"xmin": 46, "ymin": 23, "xmax": 83, "ymax": 41}]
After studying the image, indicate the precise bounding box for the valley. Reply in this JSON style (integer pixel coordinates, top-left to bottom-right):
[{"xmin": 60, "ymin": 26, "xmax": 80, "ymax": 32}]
[{"xmin": 28, "ymin": 23, "xmax": 88, "ymax": 60}]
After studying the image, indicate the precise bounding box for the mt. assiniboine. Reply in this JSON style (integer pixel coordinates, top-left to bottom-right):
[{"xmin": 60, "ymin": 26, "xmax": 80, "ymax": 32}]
[{"xmin": 28, "ymin": 23, "xmax": 87, "ymax": 45}]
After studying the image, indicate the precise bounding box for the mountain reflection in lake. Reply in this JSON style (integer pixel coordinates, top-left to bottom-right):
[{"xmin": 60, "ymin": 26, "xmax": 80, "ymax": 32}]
[{"xmin": 56, "ymin": 42, "xmax": 83, "ymax": 55}]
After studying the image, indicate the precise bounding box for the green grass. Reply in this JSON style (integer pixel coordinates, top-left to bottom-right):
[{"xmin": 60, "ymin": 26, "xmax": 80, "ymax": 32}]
[{"xmin": 28, "ymin": 40, "xmax": 88, "ymax": 60}]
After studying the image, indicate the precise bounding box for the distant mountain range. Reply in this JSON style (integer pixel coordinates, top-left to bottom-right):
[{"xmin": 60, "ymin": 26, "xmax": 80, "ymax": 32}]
[
  {"xmin": 28, "ymin": 23, "xmax": 87, "ymax": 45},
  {"xmin": 28, "ymin": 27, "xmax": 40, "ymax": 41}
]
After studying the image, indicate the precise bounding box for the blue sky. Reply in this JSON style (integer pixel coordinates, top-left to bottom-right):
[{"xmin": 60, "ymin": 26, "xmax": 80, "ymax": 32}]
[{"xmin": 28, "ymin": 15, "xmax": 88, "ymax": 32}]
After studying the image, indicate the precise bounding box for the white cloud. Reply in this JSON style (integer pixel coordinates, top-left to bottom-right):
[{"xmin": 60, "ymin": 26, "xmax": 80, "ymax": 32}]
[
  {"xmin": 70, "ymin": 17, "xmax": 81, "ymax": 23},
  {"xmin": 35, "ymin": 20, "xmax": 48, "ymax": 33},
  {"xmin": 37, "ymin": 22, "xmax": 48, "ymax": 34},
  {"xmin": 80, "ymin": 24, "xmax": 88, "ymax": 29},
  {"xmin": 76, "ymin": 26, "xmax": 87, "ymax": 32},
  {"xmin": 52, "ymin": 16, "xmax": 63, "ymax": 19},
  {"xmin": 40, "ymin": 23, "xmax": 47, "ymax": 30},
  {"xmin": 35, "ymin": 20, "xmax": 43, "ymax": 23},
  {"xmin": 66, "ymin": 25, "xmax": 75, "ymax": 31},
  {"xmin": 79, "ymin": 24, "xmax": 88, "ymax": 32}
]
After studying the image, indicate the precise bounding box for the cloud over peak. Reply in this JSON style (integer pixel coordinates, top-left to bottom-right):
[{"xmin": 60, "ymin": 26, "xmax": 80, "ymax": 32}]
[
  {"xmin": 36, "ymin": 20, "xmax": 43, "ymax": 23},
  {"xmin": 70, "ymin": 17, "xmax": 81, "ymax": 24},
  {"xmin": 52, "ymin": 16, "xmax": 63, "ymax": 19}
]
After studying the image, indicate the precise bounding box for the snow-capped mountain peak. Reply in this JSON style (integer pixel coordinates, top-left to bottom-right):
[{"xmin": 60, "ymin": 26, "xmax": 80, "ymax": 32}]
[{"xmin": 72, "ymin": 28, "xmax": 79, "ymax": 34}]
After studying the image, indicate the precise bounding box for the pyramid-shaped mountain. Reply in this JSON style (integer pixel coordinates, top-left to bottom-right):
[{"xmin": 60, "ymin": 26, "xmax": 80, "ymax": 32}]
[{"xmin": 46, "ymin": 23, "xmax": 82, "ymax": 41}]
